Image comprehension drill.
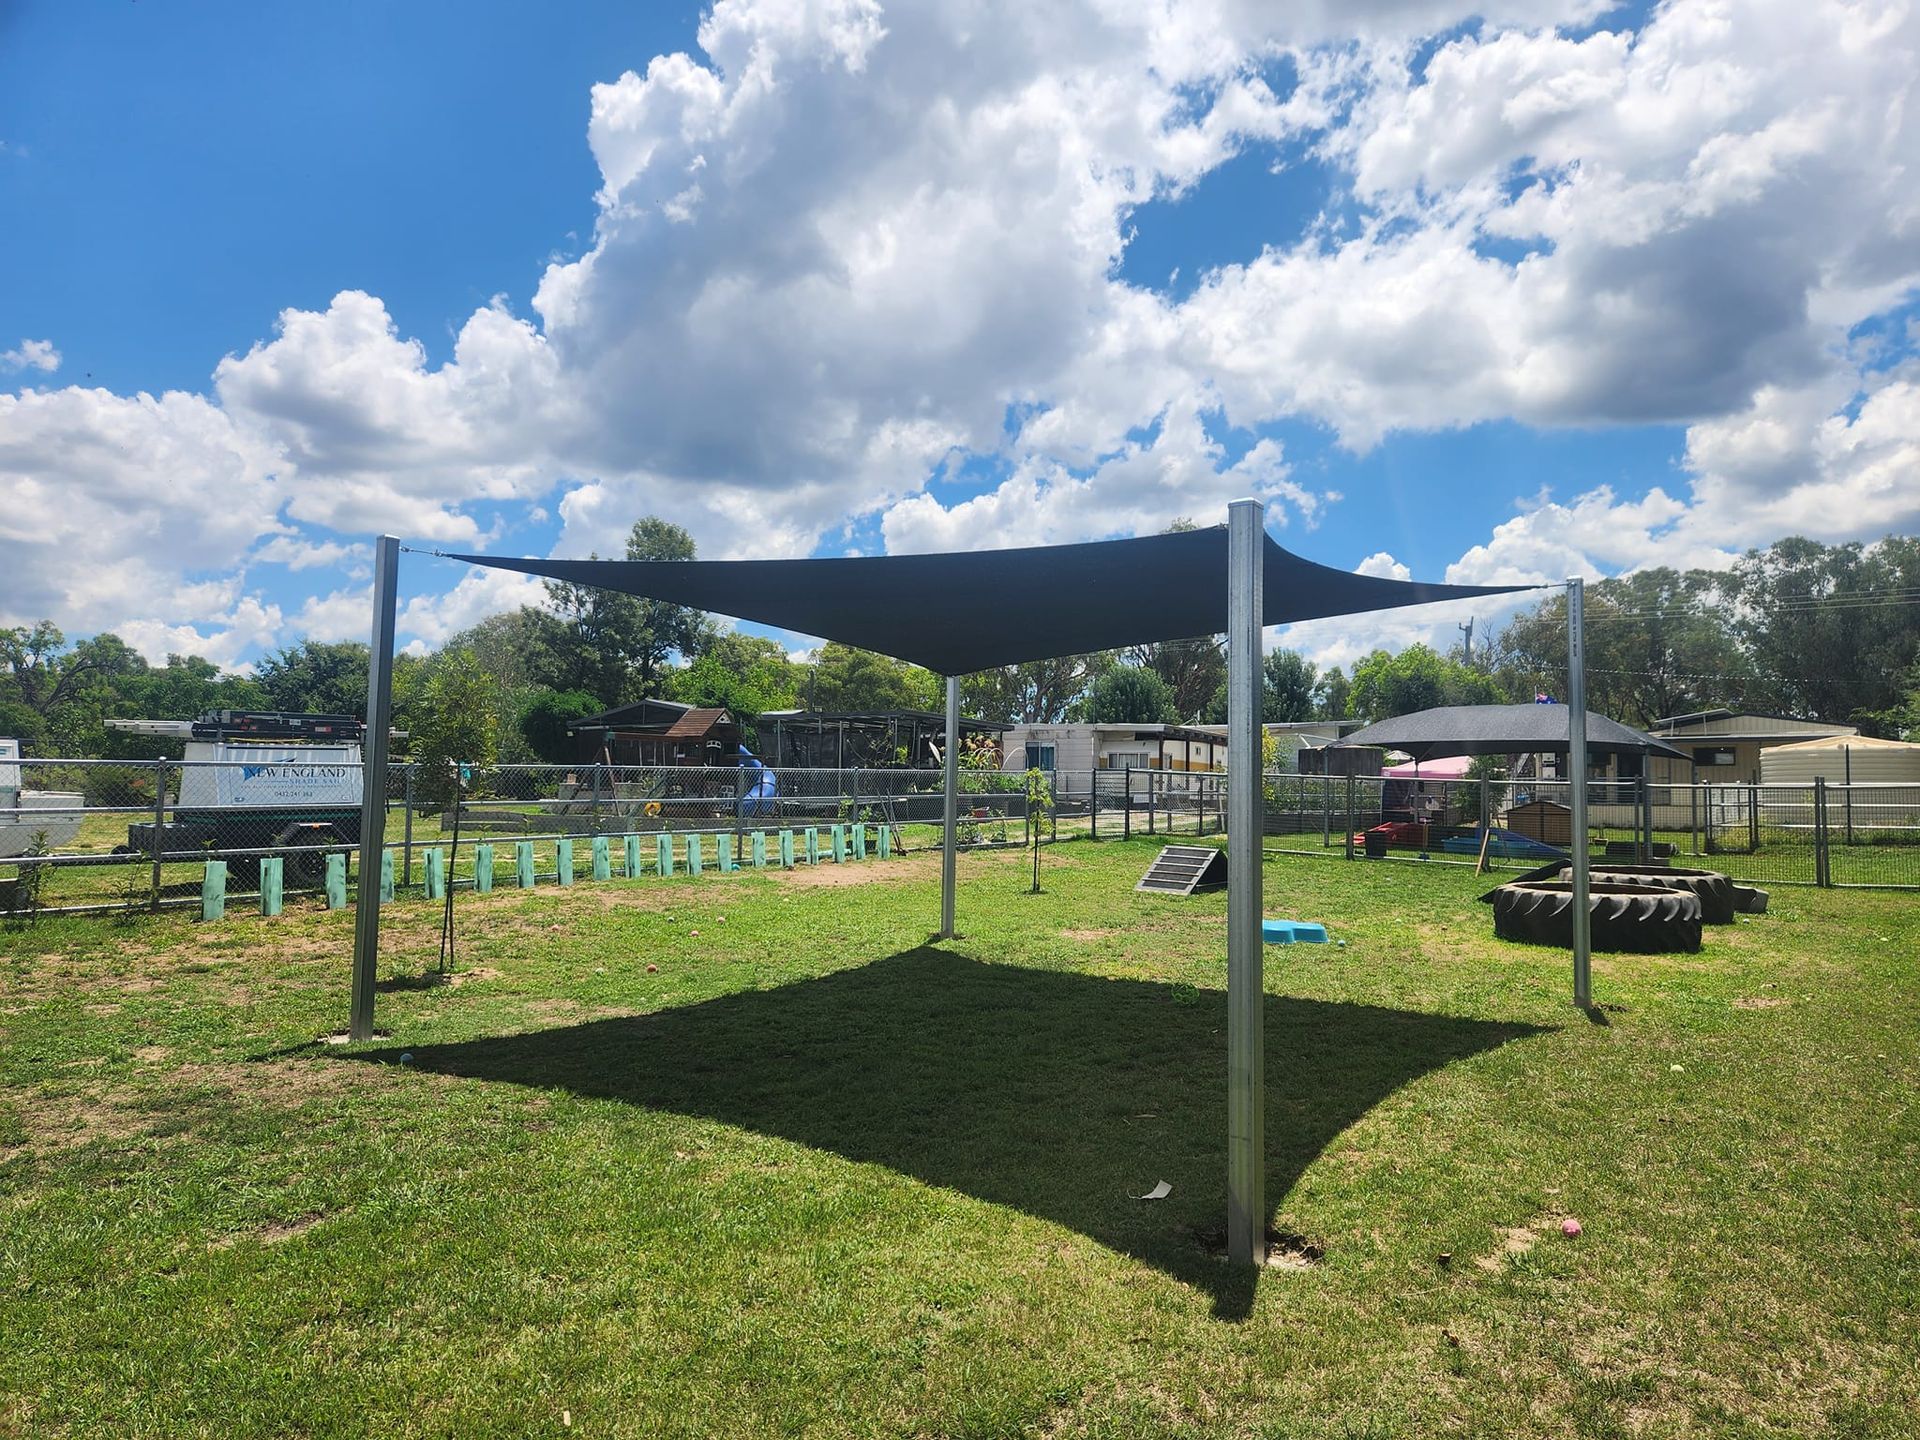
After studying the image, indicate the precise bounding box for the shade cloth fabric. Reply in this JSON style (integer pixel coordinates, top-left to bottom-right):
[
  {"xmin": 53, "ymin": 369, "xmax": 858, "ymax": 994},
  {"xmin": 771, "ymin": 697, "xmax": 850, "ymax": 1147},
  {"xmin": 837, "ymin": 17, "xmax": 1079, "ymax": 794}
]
[
  {"xmin": 447, "ymin": 527, "xmax": 1529, "ymax": 676},
  {"xmin": 1380, "ymin": 754, "xmax": 1475, "ymax": 780},
  {"xmin": 1334, "ymin": 704, "xmax": 1689, "ymax": 761}
]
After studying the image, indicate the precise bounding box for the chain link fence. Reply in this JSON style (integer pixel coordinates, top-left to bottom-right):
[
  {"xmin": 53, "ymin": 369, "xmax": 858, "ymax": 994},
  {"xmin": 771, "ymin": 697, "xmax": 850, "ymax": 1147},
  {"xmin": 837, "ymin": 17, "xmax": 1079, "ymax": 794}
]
[
  {"xmin": 1254, "ymin": 772, "xmax": 1920, "ymax": 889},
  {"xmin": 6, "ymin": 754, "xmax": 1915, "ymax": 919},
  {"xmin": 0, "ymin": 758, "xmax": 1055, "ymax": 917}
]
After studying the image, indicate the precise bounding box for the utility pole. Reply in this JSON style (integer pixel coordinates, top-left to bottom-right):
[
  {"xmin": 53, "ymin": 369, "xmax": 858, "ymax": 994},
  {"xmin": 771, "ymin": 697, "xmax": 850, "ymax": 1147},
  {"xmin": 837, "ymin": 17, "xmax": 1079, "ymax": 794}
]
[{"xmin": 1458, "ymin": 616, "xmax": 1475, "ymax": 665}]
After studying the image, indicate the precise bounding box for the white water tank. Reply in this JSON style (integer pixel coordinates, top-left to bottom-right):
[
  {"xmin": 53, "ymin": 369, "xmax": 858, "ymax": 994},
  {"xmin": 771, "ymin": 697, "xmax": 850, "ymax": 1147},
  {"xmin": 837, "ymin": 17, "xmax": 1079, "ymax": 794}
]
[{"xmin": 1759, "ymin": 735, "xmax": 1920, "ymax": 786}]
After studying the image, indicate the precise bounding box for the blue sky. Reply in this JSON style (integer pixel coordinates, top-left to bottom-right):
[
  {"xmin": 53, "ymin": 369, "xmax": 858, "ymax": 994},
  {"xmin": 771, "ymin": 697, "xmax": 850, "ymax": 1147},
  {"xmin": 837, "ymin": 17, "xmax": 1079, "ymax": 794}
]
[{"xmin": 2, "ymin": 0, "xmax": 1915, "ymax": 672}]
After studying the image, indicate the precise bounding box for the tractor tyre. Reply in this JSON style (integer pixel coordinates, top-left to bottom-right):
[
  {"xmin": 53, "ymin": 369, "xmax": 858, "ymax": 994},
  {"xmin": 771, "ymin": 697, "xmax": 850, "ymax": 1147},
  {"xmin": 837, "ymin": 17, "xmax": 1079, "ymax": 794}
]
[{"xmin": 1491, "ymin": 881, "xmax": 1702, "ymax": 954}]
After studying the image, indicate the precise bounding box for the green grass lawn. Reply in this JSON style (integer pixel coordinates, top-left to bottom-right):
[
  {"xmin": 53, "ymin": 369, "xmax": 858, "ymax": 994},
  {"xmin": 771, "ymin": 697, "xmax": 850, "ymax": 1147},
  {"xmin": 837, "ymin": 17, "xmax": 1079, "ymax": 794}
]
[{"xmin": 2, "ymin": 840, "xmax": 1916, "ymax": 1438}]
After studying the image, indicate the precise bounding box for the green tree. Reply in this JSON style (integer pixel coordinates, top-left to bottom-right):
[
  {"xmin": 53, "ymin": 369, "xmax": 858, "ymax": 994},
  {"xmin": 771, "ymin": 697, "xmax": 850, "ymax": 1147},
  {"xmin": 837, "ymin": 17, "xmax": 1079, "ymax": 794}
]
[
  {"xmin": 1489, "ymin": 568, "xmax": 1753, "ymax": 727},
  {"xmin": 1204, "ymin": 648, "xmax": 1318, "ymax": 722},
  {"xmin": 1128, "ymin": 636, "xmax": 1224, "ymax": 722},
  {"xmin": 805, "ymin": 643, "xmax": 941, "ymax": 712},
  {"xmin": 443, "ymin": 609, "xmax": 549, "ymax": 696},
  {"xmin": 525, "ymin": 517, "xmax": 716, "ymax": 705},
  {"xmin": 1348, "ymin": 644, "xmax": 1503, "ymax": 724},
  {"xmin": 517, "ymin": 689, "xmax": 602, "ymax": 764},
  {"xmin": 526, "ymin": 581, "xmax": 647, "ymax": 705},
  {"xmin": 1088, "ymin": 665, "xmax": 1177, "ymax": 724},
  {"xmin": 255, "ymin": 640, "xmax": 371, "ymax": 716},
  {"xmin": 0, "ymin": 698, "xmax": 45, "ymax": 747},
  {"xmin": 1262, "ymin": 649, "xmax": 1318, "ymax": 722},
  {"xmin": 0, "ymin": 623, "xmax": 150, "ymax": 752},
  {"xmin": 1024, "ymin": 767, "xmax": 1053, "ymax": 893},
  {"xmin": 120, "ymin": 654, "xmax": 264, "ymax": 721},
  {"xmin": 1717, "ymin": 536, "xmax": 1920, "ymax": 732},
  {"xmin": 1314, "ymin": 665, "xmax": 1351, "ymax": 720},
  {"xmin": 667, "ymin": 633, "xmax": 800, "ymax": 740},
  {"xmin": 960, "ymin": 653, "xmax": 1114, "ymax": 725},
  {"xmin": 408, "ymin": 651, "xmax": 500, "ymax": 808},
  {"xmin": 624, "ymin": 517, "xmax": 718, "ymax": 692}
]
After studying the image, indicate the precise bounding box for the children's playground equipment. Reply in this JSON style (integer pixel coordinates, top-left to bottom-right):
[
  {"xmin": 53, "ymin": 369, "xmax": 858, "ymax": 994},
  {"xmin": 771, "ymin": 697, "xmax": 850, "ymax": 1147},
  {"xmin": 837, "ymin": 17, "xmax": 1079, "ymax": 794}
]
[{"xmin": 736, "ymin": 746, "xmax": 778, "ymax": 818}]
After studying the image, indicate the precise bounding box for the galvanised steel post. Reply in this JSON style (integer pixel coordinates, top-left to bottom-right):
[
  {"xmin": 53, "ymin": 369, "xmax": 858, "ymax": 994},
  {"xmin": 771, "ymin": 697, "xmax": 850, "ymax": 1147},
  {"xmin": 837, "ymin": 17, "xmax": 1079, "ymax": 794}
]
[
  {"xmin": 940, "ymin": 675, "xmax": 959, "ymax": 939},
  {"xmin": 1226, "ymin": 498, "xmax": 1267, "ymax": 1267},
  {"xmin": 402, "ymin": 764, "xmax": 415, "ymax": 888},
  {"xmin": 350, "ymin": 535, "xmax": 400, "ymax": 1042},
  {"xmin": 1567, "ymin": 578, "xmax": 1592, "ymax": 1010},
  {"xmin": 149, "ymin": 757, "xmax": 167, "ymax": 911}
]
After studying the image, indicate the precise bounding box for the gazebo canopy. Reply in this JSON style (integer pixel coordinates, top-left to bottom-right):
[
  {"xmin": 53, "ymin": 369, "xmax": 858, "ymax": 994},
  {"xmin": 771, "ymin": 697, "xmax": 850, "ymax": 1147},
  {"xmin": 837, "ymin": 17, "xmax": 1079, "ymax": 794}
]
[
  {"xmin": 449, "ymin": 527, "xmax": 1526, "ymax": 674},
  {"xmin": 1335, "ymin": 704, "xmax": 1689, "ymax": 762}
]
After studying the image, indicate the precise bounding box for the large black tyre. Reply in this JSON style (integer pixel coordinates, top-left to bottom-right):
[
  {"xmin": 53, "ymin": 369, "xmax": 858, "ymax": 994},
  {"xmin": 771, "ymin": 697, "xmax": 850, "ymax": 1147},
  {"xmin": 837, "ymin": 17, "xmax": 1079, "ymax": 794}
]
[
  {"xmin": 1588, "ymin": 866, "xmax": 1736, "ymax": 924},
  {"xmin": 1492, "ymin": 881, "xmax": 1702, "ymax": 954},
  {"xmin": 1497, "ymin": 862, "xmax": 1736, "ymax": 923},
  {"xmin": 276, "ymin": 823, "xmax": 343, "ymax": 888}
]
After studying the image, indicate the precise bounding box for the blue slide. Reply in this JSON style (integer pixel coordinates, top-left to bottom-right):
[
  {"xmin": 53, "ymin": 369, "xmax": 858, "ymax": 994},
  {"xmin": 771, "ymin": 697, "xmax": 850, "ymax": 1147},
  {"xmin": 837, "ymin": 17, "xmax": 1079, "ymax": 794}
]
[{"xmin": 737, "ymin": 745, "xmax": 778, "ymax": 818}]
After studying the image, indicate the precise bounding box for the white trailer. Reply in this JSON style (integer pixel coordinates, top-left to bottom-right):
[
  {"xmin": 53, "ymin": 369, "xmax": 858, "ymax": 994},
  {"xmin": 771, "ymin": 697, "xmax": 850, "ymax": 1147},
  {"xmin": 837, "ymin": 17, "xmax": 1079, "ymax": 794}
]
[{"xmin": 0, "ymin": 738, "xmax": 84, "ymax": 858}]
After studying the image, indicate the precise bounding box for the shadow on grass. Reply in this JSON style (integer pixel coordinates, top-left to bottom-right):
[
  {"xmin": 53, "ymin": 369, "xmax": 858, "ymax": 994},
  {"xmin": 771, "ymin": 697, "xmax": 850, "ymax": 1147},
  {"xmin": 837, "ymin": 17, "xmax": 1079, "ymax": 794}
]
[{"xmin": 344, "ymin": 947, "xmax": 1545, "ymax": 1318}]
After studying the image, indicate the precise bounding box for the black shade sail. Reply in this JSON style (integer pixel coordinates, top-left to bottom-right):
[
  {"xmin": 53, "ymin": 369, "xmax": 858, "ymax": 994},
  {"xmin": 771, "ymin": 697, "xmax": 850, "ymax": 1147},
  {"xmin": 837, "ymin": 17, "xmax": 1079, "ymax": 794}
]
[
  {"xmin": 1333, "ymin": 705, "xmax": 1689, "ymax": 761},
  {"xmin": 449, "ymin": 527, "xmax": 1530, "ymax": 675}
]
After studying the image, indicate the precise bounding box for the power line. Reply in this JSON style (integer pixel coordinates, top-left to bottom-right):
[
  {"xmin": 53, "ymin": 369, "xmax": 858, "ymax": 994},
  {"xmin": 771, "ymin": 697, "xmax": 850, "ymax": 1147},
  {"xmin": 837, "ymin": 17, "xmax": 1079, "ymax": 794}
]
[{"xmin": 1570, "ymin": 583, "xmax": 1920, "ymax": 624}]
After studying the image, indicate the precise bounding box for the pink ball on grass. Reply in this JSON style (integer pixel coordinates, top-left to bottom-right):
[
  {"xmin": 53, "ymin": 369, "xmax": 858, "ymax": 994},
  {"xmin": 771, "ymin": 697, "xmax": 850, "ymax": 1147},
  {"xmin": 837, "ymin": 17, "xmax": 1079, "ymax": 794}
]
[{"xmin": 1561, "ymin": 1217, "xmax": 1582, "ymax": 1237}]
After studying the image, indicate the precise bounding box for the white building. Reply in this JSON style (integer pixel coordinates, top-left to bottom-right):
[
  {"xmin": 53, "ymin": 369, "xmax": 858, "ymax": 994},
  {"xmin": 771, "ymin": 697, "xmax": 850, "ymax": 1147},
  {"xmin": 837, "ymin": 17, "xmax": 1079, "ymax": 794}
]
[
  {"xmin": 999, "ymin": 719, "xmax": 1362, "ymax": 784},
  {"xmin": 1000, "ymin": 723, "xmax": 1224, "ymax": 781}
]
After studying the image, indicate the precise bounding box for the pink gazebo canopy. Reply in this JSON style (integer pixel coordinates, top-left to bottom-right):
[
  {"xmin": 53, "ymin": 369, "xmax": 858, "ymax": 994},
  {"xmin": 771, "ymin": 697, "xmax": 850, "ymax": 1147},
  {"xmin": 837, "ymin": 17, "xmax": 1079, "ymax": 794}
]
[{"xmin": 1380, "ymin": 754, "xmax": 1474, "ymax": 780}]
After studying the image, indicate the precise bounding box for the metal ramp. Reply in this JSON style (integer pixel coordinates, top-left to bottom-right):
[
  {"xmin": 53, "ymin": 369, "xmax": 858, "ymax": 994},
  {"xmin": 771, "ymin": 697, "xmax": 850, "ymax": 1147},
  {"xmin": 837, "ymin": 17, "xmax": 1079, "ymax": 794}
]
[{"xmin": 1136, "ymin": 844, "xmax": 1228, "ymax": 895}]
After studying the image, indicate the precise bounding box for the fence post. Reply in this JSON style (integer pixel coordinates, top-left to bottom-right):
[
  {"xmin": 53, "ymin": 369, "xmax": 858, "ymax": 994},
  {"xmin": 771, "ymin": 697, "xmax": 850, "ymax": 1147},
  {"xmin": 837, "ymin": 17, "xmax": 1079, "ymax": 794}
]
[
  {"xmin": 402, "ymin": 764, "xmax": 415, "ymax": 888},
  {"xmin": 1345, "ymin": 773, "xmax": 1356, "ymax": 860},
  {"xmin": 149, "ymin": 757, "xmax": 167, "ymax": 912},
  {"xmin": 1090, "ymin": 771, "xmax": 1099, "ymax": 841},
  {"xmin": 1637, "ymin": 774, "xmax": 1650, "ymax": 864},
  {"xmin": 1844, "ymin": 745, "xmax": 1854, "ymax": 845},
  {"xmin": 1814, "ymin": 777, "xmax": 1831, "ymax": 887},
  {"xmin": 1749, "ymin": 782, "xmax": 1760, "ymax": 853},
  {"xmin": 1148, "ymin": 768, "xmax": 1157, "ymax": 836},
  {"xmin": 1123, "ymin": 767, "xmax": 1132, "ymax": 840}
]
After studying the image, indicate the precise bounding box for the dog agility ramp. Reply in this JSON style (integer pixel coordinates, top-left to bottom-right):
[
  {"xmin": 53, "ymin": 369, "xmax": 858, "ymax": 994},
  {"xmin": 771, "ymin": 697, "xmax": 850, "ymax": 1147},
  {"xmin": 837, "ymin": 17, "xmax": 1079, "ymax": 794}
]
[{"xmin": 1136, "ymin": 845, "xmax": 1228, "ymax": 896}]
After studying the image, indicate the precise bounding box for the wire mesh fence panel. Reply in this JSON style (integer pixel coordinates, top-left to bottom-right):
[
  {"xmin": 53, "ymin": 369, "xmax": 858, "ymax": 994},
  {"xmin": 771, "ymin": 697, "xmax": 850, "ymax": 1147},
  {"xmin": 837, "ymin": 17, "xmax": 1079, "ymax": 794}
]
[
  {"xmin": 1826, "ymin": 784, "xmax": 1920, "ymax": 887},
  {"xmin": 7, "ymin": 757, "xmax": 1918, "ymax": 919},
  {"xmin": 1694, "ymin": 783, "xmax": 1820, "ymax": 887}
]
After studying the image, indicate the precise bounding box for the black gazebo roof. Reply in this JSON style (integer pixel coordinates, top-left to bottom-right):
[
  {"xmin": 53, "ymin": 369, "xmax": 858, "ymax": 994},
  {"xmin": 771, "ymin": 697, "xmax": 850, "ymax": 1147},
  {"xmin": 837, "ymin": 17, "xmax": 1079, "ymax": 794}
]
[{"xmin": 1333, "ymin": 704, "xmax": 1689, "ymax": 761}]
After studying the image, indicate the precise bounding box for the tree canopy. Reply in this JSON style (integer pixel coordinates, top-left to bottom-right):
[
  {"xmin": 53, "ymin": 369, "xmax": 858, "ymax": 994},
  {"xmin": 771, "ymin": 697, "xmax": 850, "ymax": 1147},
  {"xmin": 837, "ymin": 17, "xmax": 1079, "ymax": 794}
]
[{"xmin": 1088, "ymin": 665, "xmax": 1177, "ymax": 724}]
